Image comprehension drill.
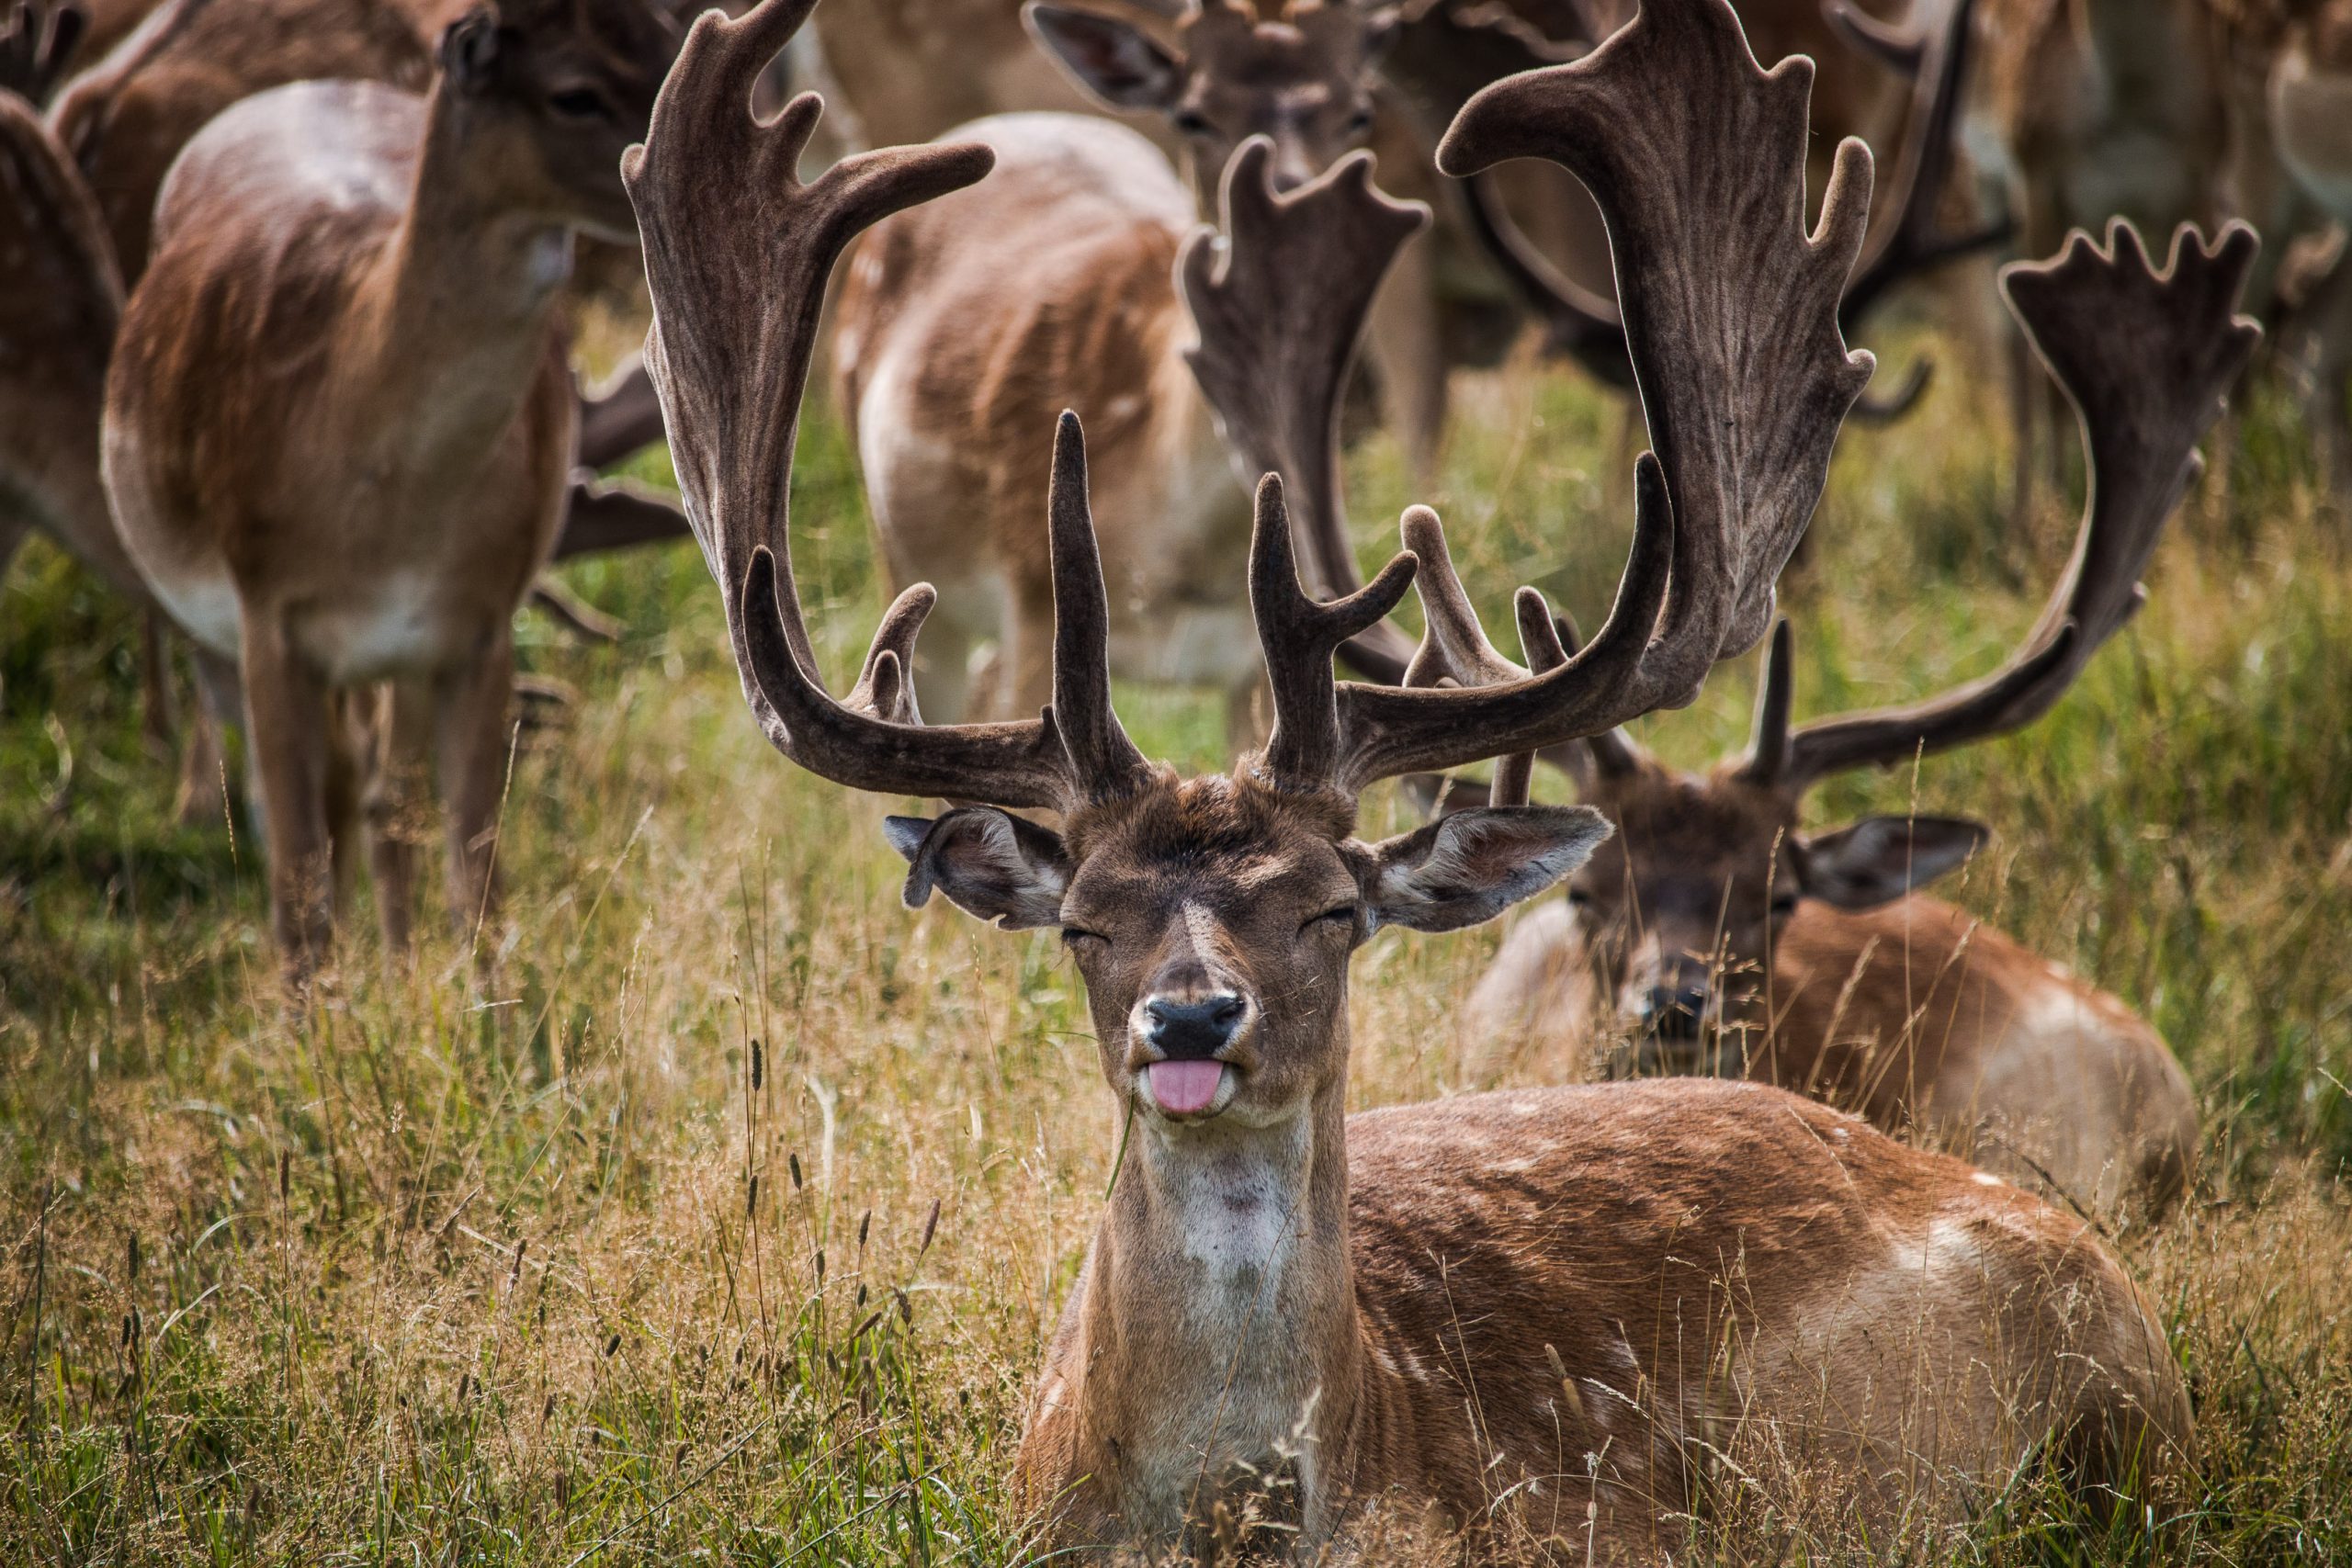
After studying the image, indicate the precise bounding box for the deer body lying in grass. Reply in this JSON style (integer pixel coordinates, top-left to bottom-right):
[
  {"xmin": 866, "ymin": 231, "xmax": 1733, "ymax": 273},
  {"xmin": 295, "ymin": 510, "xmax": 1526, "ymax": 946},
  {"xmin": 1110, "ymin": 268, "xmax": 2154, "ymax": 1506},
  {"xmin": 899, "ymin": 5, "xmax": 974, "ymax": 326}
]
[
  {"xmin": 627, "ymin": 0, "xmax": 2192, "ymax": 1555},
  {"xmin": 1468, "ymin": 221, "xmax": 2257, "ymax": 1223},
  {"xmin": 100, "ymin": 0, "xmax": 681, "ymax": 987}
]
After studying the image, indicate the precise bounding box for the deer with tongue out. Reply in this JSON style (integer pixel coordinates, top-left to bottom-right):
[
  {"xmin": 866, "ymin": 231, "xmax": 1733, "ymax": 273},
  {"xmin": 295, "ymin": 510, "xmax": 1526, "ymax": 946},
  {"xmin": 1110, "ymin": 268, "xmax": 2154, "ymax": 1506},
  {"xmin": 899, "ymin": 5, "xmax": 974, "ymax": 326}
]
[{"xmin": 627, "ymin": 0, "xmax": 2194, "ymax": 1556}]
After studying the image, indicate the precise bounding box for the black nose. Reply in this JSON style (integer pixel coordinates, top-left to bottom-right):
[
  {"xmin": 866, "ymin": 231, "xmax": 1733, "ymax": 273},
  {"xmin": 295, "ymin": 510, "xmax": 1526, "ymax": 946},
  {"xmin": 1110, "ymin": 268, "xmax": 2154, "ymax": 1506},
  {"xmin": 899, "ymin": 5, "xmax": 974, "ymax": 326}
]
[
  {"xmin": 1639, "ymin": 985, "xmax": 1710, "ymax": 1043},
  {"xmin": 1144, "ymin": 995, "xmax": 1248, "ymax": 1059}
]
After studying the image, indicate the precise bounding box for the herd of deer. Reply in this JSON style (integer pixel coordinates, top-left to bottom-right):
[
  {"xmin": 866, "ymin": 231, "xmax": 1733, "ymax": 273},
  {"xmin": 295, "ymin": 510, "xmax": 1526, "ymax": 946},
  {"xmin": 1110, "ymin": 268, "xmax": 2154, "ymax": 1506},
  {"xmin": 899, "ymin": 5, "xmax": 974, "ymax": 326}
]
[{"xmin": 1, "ymin": 0, "xmax": 2342, "ymax": 1555}]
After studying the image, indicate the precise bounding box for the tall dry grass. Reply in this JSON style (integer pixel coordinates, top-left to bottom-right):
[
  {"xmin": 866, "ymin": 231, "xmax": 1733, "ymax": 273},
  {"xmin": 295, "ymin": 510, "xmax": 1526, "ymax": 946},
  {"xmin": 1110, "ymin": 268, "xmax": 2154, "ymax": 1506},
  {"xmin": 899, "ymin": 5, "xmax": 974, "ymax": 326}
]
[{"xmin": 2, "ymin": 314, "xmax": 2347, "ymax": 1562}]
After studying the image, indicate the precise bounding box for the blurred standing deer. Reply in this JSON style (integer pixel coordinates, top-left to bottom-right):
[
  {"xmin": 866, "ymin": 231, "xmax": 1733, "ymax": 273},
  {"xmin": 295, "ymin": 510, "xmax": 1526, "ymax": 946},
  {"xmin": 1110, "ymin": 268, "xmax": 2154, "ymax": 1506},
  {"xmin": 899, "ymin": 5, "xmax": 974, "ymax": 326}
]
[
  {"xmin": 101, "ymin": 0, "xmax": 682, "ymax": 987},
  {"xmin": 830, "ymin": 1, "xmax": 1417, "ymax": 740}
]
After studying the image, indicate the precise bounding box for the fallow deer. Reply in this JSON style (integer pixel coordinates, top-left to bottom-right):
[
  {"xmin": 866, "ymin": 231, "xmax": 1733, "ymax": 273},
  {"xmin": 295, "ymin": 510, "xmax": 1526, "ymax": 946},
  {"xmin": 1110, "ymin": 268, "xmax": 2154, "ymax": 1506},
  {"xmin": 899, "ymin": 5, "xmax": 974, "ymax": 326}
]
[
  {"xmin": 628, "ymin": 0, "xmax": 2190, "ymax": 1553},
  {"xmin": 100, "ymin": 0, "xmax": 682, "ymax": 985},
  {"xmin": 829, "ymin": 1, "xmax": 1418, "ymax": 738},
  {"xmin": 1467, "ymin": 221, "xmax": 2258, "ymax": 1222},
  {"xmin": 0, "ymin": 6, "xmax": 141, "ymax": 620}
]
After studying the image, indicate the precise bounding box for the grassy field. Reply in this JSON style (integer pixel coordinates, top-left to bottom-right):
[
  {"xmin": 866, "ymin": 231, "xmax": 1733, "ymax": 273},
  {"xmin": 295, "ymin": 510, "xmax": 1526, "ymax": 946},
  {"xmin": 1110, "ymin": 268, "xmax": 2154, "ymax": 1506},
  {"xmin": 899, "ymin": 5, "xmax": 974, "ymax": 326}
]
[{"xmin": 3, "ymin": 312, "xmax": 2350, "ymax": 1562}]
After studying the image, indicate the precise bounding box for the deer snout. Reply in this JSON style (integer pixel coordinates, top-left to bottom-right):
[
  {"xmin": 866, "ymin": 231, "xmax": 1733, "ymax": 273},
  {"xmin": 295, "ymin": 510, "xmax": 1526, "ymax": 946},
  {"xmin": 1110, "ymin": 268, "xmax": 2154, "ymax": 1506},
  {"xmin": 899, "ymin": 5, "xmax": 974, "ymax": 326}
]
[
  {"xmin": 1141, "ymin": 993, "xmax": 1250, "ymax": 1060},
  {"xmin": 1636, "ymin": 980, "xmax": 1712, "ymax": 1043}
]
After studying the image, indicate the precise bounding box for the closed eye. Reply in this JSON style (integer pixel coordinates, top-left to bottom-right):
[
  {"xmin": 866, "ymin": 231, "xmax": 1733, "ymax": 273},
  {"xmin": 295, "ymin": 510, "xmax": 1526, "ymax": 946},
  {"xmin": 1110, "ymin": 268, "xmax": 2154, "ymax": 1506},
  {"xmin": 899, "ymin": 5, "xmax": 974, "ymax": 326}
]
[
  {"xmin": 1302, "ymin": 905, "xmax": 1359, "ymax": 934},
  {"xmin": 548, "ymin": 87, "xmax": 613, "ymax": 121},
  {"xmin": 1061, "ymin": 926, "xmax": 1107, "ymax": 948}
]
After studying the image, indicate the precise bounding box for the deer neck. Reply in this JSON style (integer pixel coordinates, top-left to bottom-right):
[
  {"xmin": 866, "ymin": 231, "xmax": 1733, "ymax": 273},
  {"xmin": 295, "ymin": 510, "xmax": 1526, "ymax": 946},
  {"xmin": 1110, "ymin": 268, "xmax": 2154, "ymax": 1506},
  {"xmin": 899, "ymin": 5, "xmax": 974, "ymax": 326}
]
[
  {"xmin": 1068, "ymin": 1050, "xmax": 1366, "ymax": 1542},
  {"xmin": 359, "ymin": 91, "xmax": 576, "ymax": 474}
]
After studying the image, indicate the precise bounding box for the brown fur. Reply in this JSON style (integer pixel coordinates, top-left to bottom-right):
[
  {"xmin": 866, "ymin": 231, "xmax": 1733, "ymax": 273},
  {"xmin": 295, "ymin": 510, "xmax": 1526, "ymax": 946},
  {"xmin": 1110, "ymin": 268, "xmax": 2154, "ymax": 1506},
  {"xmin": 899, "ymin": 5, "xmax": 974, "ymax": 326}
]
[
  {"xmin": 0, "ymin": 91, "xmax": 134, "ymax": 600},
  {"xmin": 1008, "ymin": 773, "xmax": 2188, "ymax": 1558},
  {"xmin": 833, "ymin": 109, "xmax": 1285, "ymax": 738},
  {"xmin": 48, "ymin": 0, "xmax": 450, "ymax": 286},
  {"xmin": 1466, "ymin": 755, "xmax": 2199, "ymax": 1221},
  {"xmin": 100, "ymin": 0, "xmax": 679, "ymax": 986}
]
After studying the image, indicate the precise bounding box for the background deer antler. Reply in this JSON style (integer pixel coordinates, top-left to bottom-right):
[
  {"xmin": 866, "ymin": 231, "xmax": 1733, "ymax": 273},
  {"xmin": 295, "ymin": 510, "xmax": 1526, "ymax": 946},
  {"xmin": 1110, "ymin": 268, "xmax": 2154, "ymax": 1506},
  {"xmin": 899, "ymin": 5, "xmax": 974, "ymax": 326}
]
[
  {"xmin": 1222, "ymin": 0, "xmax": 1878, "ymax": 795},
  {"xmin": 1179, "ymin": 139, "xmax": 1430, "ymax": 682},
  {"xmin": 1454, "ymin": 0, "xmax": 1994, "ymax": 417},
  {"xmin": 1744, "ymin": 220, "xmax": 2263, "ymax": 789}
]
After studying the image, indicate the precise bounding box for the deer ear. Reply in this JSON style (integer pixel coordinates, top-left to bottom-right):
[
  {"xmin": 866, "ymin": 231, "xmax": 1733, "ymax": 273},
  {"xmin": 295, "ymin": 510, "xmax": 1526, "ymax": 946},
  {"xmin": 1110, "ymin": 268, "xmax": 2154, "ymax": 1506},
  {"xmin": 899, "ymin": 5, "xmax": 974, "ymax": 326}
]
[
  {"xmin": 1023, "ymin": 3, "xmax": 1184, "ymax": 110},
  {"xmin": 884, "ymin": 808, "xmax": 1071, "ymax": 931},
  {"xmin": 1361, "ymin": 806, "xmax": 1612, "ymax": 934},
  {"xmin": 1801, "ymin": 816, "xmax": 1989, "ymax": 908},
  {"xmin": 439, "ymin": 6, "xmax": 503, "ymax": 94}
]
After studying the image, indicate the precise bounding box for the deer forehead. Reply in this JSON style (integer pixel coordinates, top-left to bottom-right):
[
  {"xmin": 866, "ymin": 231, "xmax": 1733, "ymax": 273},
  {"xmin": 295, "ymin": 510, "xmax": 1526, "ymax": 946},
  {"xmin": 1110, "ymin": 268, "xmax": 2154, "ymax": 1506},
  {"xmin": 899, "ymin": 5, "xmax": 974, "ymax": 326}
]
[
  {"xmin": 1061, "ymin": 774, "xmax": 1362, "ymax": 916},
  {"xmin": 1596, "ymin": 770, "xmax": 1798, "ymax": 872}
]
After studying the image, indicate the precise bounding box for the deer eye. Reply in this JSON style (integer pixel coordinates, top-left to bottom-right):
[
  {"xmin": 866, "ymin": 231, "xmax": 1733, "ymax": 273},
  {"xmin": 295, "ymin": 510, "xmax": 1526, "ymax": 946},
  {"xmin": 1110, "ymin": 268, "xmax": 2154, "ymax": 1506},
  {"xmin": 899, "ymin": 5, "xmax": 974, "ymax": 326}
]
[
  {"xmin": 1345, "ymin": 106, "xmax": 1374, "ymax": 134},
  {"xmin": 1769, "ymin": 892, "xmax": 1800, "ymax": 916},
  {"xmin": 1565, "ymin": 886, "xmax": 1592, "ymax": 907},
  {"xmin": 1060, "ymin": 924, "xmax": 1108, "ymax": 949},
  {"xmin": 547, "ymin": 87, "xmax": 613, "ymax": 121},
  {"xmin": 1302, "ymin": 904, "xmax": 1359, "ymax": 935},
  {"xmin": 1171, "ymin": 107, "xmax": 1214, "ymax": 137}
]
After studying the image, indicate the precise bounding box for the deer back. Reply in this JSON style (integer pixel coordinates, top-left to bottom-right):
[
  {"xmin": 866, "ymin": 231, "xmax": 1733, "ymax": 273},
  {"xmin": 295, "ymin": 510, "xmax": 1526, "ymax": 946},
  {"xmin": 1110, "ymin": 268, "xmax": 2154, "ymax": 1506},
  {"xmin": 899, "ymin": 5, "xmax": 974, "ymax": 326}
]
[
  {"xmin": 834, "ymin": 113, "xmax": 1234, "ymax": 627},
  {"xmin": 50, "ymin": 0, "xmax": 435, "ymax": 284}
]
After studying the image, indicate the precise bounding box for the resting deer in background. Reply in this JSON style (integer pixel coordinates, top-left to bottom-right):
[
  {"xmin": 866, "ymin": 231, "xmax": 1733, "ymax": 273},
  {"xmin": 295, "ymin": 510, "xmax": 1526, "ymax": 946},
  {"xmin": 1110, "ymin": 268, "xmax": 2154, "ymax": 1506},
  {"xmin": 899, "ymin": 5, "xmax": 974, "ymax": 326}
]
[
  {"xmin": 1466, "ymin": 221, "xmax": 2258, "ymax": 1221},
  {"xmin": 629, "ymin": 0, "xmax": 2191, "ymax": 1554},
  {"xmin": 830, "ymin": 0, "xmax": 1419, "ymax": 738},
  {"xmin": 100, "ymin": 0, "xmax": 682, "ymax": 987}
]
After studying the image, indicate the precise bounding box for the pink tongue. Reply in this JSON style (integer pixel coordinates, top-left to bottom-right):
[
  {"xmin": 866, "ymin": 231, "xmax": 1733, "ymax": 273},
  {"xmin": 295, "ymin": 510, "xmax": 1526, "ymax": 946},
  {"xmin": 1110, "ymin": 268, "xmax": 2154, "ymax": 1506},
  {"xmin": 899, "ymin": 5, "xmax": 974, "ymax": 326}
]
[{"xmin": 1148, "ymin": 1059, "xmax": 1225, "ymax": 1115}]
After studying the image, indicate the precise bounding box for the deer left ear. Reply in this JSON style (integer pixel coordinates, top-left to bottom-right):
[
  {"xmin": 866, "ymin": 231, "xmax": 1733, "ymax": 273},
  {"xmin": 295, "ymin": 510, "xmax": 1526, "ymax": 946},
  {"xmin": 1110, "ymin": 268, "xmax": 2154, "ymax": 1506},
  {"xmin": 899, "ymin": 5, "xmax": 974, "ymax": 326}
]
[
  {"xmin": 439, "ymin": 6, "xmax": 503, "ymax": 93},
  {"xmin": 1361, "ymin": 806, "xmax": 1612, "ymax": 933},
  {"xmin": 1801, "ymin": 815, "xmax": 1989, "ymax": 908},
  {"xmin": 883, "ymin": 808, "xmax": 1071, "ymax": 930}
]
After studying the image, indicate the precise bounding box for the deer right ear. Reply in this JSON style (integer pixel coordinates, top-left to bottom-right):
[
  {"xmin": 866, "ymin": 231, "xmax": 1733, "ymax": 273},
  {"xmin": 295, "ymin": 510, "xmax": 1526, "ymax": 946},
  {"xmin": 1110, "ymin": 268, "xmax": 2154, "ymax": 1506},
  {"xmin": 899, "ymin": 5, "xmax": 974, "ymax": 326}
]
[
  {"xmin": 439, "ymin": 7, "xmax": 503, "ymax": 94},
  {"xmin": 884, "ymin": 808, "xmax": 1071, "ymax": 931},
  {"xmin": 1801, "ymin": 816, "xmax": 1990, "ymax": 908},
  {"xmin": 1023, "ymin": 4, "xmax": 1183, "ymax": 110}
]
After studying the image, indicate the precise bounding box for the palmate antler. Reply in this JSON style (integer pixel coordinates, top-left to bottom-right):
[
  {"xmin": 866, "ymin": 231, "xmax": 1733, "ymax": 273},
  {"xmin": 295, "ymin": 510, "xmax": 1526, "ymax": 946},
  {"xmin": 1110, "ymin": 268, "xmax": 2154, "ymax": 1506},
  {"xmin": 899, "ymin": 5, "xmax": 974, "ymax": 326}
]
[
  {"xmin": 1450, "ymin": 0, "xmax": 1995, "ymax": 413},
  {"xmin": 1180, "ymin": 140, "xmax": 1430, "ymax": 682},
  {"xmin": 1737, "ymin": 220, "xmax": 2263, "ymax": 790},
  {"xmin": 638, "ymin": 0, "xmax": 1864, "ymax": 818},
  {"xmin": 1230, "ymin": 0, "xmax": 1874, "ymax": 795},
  {"xmin": 625, "ymin": 0, "xmax": 1150, "ymax": 812}
]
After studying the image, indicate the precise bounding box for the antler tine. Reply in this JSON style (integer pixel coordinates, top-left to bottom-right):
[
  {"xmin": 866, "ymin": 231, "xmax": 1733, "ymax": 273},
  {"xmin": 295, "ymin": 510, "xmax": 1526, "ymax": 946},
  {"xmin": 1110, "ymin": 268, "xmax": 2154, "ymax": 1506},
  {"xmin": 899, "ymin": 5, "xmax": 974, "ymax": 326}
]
[
  {"xmin": 1318, "ymin": 0, "xmax": 1867, "ymax": 793},
  {"xmin": 1773, "ymin": 220, "xmax": 2262, "ymax": 789},
  {"xmin": 630, "ymin": 0, "xmax": 1119, "ymax": 812},
  {"xmin": 1181, "ymin": 140, "xmax": 1430, "ymax": 683},
  {"xmin": 1734, "ymin": 617, "xmax": 1796, "ymax": 784},
  {"xmin": 1045, "ymin": 411, "xmax": 1154, "ymax": 795},
  {"xmin": 1250, "ymin": 475, "xmax": 1419, "ymax": 789},
  {"xmin": 1837, "ymin": 0, "xmax": 2009, "ymax": 328},
  {"xmin": 0, "ymin": 0, "xmax": 85, "ymax": 103}
]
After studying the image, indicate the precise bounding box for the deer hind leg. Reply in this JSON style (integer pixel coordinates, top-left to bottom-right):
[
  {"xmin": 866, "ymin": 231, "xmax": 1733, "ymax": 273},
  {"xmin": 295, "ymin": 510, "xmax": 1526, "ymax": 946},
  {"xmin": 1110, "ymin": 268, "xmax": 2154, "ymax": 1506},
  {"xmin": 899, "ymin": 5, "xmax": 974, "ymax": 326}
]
[
  {"xmin": 322, "ymin": 689, "xmax": 376, "ymax": 920},
  {"xmin": 366, "ymin": 678, "xmax": 435, "ymax": 960},
  {"xmin": 995, "ymin": 575, "xmax": 1057, "ymax": 724},
  {"xmin": 433, "ymin": 629, "xmax": 516, "ymax": 959},
  {"xmin": 2295, "ymin": 252, "xmax": 2352, "ymax": 496},
  {"xmin": 238, "ymin": 607, "xmax": 335, "ymax": 990},
  {"xmin": 175, "ymin": 649, "xmax": 244, "ymax": 829},
  {"xmin": 1364, "ymin": 228, "xmax": 1447, "ymax": 486}
]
